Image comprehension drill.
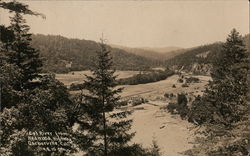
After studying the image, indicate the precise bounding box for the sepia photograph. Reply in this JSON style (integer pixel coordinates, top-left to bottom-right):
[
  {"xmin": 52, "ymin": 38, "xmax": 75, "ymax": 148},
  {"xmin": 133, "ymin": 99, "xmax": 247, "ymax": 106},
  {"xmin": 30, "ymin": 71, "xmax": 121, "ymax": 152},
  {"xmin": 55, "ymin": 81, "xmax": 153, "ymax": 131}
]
[{"xmin": 0, "ymin": 0, "xmax": 249, "ymax": 155}]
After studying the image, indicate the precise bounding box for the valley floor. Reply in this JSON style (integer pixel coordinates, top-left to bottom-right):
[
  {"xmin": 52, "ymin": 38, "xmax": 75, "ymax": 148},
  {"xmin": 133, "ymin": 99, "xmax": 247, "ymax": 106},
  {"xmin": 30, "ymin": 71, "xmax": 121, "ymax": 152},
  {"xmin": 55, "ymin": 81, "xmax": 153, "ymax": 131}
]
[
  {"xmin": 72, "ymin": 74, "xmax": 211, "ymax": 156},
  {"xmin": 131, "ymin": 101, "xmax": 193, "ymax": 156},
  {"xmin": 119, "ymin": 74, "xmax": 210, "ymax": 156}
]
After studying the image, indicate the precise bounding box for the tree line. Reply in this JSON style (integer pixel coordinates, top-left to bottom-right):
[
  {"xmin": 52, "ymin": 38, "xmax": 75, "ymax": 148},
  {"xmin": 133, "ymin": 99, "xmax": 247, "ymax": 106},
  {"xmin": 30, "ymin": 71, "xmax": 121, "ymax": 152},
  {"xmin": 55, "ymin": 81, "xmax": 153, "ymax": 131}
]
[
  {"xmin": 69, "ymin": 69, "xmax": 175, "ymax": 91},
  {"xmin": 118, "ymin": 69, "xmax": 175, "ymax": 85},
  {"xmin": 31, "ymin": 34, "xmax": 160, "ymax": 73}
]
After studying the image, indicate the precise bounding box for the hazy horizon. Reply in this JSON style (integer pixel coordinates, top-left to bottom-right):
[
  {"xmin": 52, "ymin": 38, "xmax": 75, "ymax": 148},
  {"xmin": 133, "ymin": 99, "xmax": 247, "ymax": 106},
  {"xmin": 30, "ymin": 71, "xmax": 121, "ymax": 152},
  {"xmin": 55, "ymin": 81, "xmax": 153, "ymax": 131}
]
[{"xmin": 0, "ymin": 0, "xmax": 249, "ymax": 48}]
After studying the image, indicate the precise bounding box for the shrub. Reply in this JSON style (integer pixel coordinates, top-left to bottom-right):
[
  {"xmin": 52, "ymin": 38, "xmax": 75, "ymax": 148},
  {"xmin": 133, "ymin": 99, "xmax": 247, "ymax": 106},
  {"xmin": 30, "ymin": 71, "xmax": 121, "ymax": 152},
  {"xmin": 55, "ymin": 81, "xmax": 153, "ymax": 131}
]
[
  {"xmin": 148, "ymin": 139, "xmax": 161, "ymax": 156},
  {"xmin": 188, "ymin": 95, "xmax": 215, "ymax": 124},
  {"xmin": 185, "ymin": 77, "xmax": 200, "ymax": 83},
  {"xmin": 164, "ymin": 93, "xmax": 170, "ymax": 98},
  {"xmin": 178, "ymin": 78, "xmax": 184, "ymax": 83},
  {"xmin": 119, "ymin": 100, "xmax": 129, "ymax": 106},
  {"xmin": 108, "ymin": 142, "xmax": 162, "ymax": 156},
  {"xmin": 170, "ymin": 93, "xmax": 175, "ymax": 97},
  {"xmin": 177, "ymin": 93, "xmax": 188, "ymax": 105},
  {"xmin": 172, "ymin": 84, "xmax": 176, "ymax": 88},
  {"xmin": 176, "ymin": 94, "xmax": 189, "ymax": 119},
  {"xmin": 164, "ymin": 93, "xmax": 175, "ymax": 99},
  {"xmin": 181, "ymin": 83, "xmax": 189, "ymax": 87},
  {"xmin": 167, "ymin": 93, "xmax": 189, "ymax": 119},
  {"xmin": 129, "ymin": 97, "xmax": 147, "ymax": 106},
  {"xmin": 69, "ymin": 83, "xmax": 85, "ymax": 90},
  {"xmin": 166, "ymin": 102, "xmax": 177, "ymax": 114}
]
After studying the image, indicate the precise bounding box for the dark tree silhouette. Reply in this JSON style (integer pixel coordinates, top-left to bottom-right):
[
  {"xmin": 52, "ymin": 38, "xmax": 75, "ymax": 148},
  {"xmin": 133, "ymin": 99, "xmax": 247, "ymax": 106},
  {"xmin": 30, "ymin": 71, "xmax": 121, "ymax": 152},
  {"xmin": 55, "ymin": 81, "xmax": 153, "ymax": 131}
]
[
  {"xmin": 186, "ymin": 29, "xmax": 249, "ymax": 155},
  {"xmin": 74, "ymin": 40, "xmax": 134, "ymax": 156}
]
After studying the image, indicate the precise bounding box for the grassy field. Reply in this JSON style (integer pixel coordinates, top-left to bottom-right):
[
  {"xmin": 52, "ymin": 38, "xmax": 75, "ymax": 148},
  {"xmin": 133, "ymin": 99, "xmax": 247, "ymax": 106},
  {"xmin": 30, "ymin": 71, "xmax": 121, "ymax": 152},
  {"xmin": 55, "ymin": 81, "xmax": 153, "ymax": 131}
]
[
  {"xmin": 122, "ymin": 74, "xmax": 211, "ymax": 155},
  {"xmin": 68, "ymin": 72, "xmax": 211, "ymax": 155},
  {"xmin": 120, "ymin": 74, "xmax": 211, "ymax": 99},
  {"xmin": 55, "ymin": 70, "xmax": 139, "ymax": 87}
]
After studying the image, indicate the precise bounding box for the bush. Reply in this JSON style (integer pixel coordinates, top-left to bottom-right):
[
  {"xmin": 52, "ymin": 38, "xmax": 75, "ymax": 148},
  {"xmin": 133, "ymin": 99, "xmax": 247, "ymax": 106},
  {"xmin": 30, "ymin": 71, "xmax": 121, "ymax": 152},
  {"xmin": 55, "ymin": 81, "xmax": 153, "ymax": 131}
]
[
  {"xmin": 176, "ymin": 94, "xmax": 189, "ymax": 119},
  {"xmin": 148, "ymin": 139, "xmax": 161, "ymax": 156},
  {"xmin": 108, "ymin": 142, "xmax": 162, "ymax": 156},
  {"xmin": 166, "ymin": 102, "xmax": 178, "ymax": 114},
  {"xmin": 69, "ymin": 83, "xmax": 85, "ymax": 90},
  {"xmin": 178, "ymin": 78, "xmax": 184, "ymax": 83},
  {"xmin": 119, "ymin": 100, "xmax": 129, "ymax": 107},
  {"xmin": 164, "ymin": 93, "xmax": 175, "ymax": 98},
  {"xmin": 130, "ymin": 97, "xmax": 147, "ymax": 106},
  {"xmin": 188, "ymin": 95, "xmax": 214, "ymax": 124},
  {"xmin": 185, "ymin": 77, "xmax": 200, "ymax": 83},
  {"xmin": 172, "ymin": 84, "xmax": 176, "ymax": 88},
  {"xmin": 167, "ymin": 93, "xmax": 189, "ymax": 119},
  {"xmin": 164, "ymin": 93, "xmax": 170, "ymax": 98},
  {"xmin": 170, "ymin": 93, "xmax": 175, "ymax": 97},
  {"xmin": 181, "ymin": 83, "xmax": 189, "ymax": 87},
  {"xmin": 177, "ymin": 94, "xmax": 186, "ymax": 104}
]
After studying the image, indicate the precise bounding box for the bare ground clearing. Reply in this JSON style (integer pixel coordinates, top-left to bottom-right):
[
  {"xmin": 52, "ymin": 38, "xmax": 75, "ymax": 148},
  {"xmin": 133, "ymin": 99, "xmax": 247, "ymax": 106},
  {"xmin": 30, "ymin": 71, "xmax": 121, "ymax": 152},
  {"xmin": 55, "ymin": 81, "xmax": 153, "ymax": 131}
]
[
  {"xmin": 119, "ymin": 74, "xmax": 210, "ymax": 155},
  {"xmin": 56, "ymin": 70, "xmax": 139, "ymax": 87},
  {"xmin": 70, "ymin": 74, "xmax": 211, "ymax": 156}
]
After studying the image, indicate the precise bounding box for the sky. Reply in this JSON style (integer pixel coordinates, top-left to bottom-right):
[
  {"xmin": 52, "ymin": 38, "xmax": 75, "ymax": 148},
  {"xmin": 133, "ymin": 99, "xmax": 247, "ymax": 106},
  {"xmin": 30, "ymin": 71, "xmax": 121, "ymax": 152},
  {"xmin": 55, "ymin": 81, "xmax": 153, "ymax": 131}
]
[{"xmin": 0, "ymin": 0, "xmax": 249, "ymax": 48}]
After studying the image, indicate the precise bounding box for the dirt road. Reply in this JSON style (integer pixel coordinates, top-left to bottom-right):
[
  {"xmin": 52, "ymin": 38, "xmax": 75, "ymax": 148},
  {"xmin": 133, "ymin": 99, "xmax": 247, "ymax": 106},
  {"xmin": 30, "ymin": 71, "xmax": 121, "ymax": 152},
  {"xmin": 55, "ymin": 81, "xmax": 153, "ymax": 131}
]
[{"xmin": 130, "ymin": 101, "xmax": 193, "ymax": 156}]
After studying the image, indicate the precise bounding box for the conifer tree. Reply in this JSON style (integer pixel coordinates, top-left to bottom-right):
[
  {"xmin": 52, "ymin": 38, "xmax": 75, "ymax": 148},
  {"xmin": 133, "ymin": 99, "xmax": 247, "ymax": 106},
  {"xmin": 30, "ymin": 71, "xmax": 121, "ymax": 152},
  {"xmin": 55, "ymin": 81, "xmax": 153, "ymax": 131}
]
[
  {"xmin": 186, "ymin": 29, "xmax": 249, "ymax": 155},
  {"xmin": 206, "ymin": 28, "xmax": 249, "ymax": 125},
  {"xmin": 74, "ymin": 39, "xmax": 134, "ymax": 156},
  {"xmin": 189, "ymin": 29, "xmax": 249, "ymax": 125},
  {"xmin": 6, "ymin": 12, "xmax": 42, "ymax": 90},
  {"xmin": 1, "ymin": 2, "xmax": 76, "ymax": 155}
]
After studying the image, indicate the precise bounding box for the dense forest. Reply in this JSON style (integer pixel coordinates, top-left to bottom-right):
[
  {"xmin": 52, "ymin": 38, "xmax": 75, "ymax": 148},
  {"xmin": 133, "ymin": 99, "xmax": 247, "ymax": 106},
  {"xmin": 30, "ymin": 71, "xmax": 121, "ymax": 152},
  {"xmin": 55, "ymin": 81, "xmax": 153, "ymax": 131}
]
[
  {"xmin": 31, "ymin": 33, "xmax": 249, "ymax": 75},
  {"xmin": 32, "ymin": 33, "xmax": 222, "ymax": 74},
  {"xmin": 110, "ymin": 44, "xmax": 185, "ymax": 61},
  {"xmin": 31, "ymin": 34, "xmax": 162, "ymax": 73}
]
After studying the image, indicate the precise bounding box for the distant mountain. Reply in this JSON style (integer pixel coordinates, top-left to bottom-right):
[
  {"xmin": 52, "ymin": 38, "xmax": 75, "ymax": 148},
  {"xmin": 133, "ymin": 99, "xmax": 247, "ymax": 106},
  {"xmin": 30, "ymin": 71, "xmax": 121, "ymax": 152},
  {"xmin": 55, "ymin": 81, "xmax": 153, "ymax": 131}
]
[
  {"xmin": 31, "ymin": 34, "xmax": 161, "ymax": 73},
  {"xmin": 165, "ymin": 42, "xmax": 222, "ymax": 75},
  {"xmin": 110, "ymin": 45, "xmax": 185, "ymax": 61},
  {"xmin": 31, "ymin": 33, "xmax": 249, "ymax": 74},
  {"xmin": 165, "ymin": 34, "xmax": 250, "ymax": 75},
  {"xmin": 139, "ymin": 46, "xmax": 182, "ymax": 54}
]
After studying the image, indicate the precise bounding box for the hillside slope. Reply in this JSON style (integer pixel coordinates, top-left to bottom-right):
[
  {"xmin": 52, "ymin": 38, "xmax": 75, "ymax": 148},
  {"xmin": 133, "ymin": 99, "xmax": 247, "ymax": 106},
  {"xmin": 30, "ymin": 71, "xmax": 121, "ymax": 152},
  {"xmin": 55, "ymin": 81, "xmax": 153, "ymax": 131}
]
[
  {"xmin": 31, "ymin": 34, "xmax": 161, "ymax": 73},
  {"xmin": 165, "ymin": 42, "xmax": 222, "ymax": 74},
  {"xmin": 111, "ymin": 44, "xmax": 185, "ymax": 61},
  {"xmin": 165, "ymin": 34, "xmax": 249, "ymax": 75}
]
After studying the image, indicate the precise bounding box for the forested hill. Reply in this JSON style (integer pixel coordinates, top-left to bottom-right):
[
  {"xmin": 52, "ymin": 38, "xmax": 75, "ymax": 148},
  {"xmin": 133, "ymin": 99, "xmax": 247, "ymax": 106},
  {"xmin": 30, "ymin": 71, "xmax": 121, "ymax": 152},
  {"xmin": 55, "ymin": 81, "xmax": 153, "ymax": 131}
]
[
  {"xmin": 110, "ymin": 44, "xmax": 185, "ymax": 61},
  {"xmin": 31, "ymin": 34, "xmax": 162, "ymax": 73},
  {"xmin": 165, "ymin": 42, "xmax": 223, "ymax": 74},
  {"xmin": 165, "ymin": 34, "xmax": 250, "ymax": 75}
]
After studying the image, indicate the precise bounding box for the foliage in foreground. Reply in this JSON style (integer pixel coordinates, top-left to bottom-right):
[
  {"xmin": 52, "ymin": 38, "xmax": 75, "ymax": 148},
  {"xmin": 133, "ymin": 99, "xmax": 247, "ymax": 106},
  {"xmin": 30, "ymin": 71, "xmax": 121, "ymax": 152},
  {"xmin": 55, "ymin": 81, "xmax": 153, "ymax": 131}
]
[
  {"xmin": 0, "ymin": 74, "xmax": 76, "ymax": 155},
  {"xmin": 73, "ymin": 41, "xmax": 135, "ymax": 156},
  {"xmin": 1, "ymin": 3, "xmax": 75, "ymax": 155},
  {"xmin": 186, "ymin": 29, "xmax": 249, "ymax": 155}
]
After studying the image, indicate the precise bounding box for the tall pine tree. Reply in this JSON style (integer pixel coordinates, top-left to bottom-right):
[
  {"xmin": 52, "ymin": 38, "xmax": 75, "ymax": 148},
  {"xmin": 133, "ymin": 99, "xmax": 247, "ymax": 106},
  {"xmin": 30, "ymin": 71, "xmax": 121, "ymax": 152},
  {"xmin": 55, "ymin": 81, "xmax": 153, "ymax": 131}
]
[
  {"xmin": 6, "ymin": 12, "xmax": 42, "ymax": 90},
  {"xmin": 1, "ymin": 3, "xmax": 76, "ymax": 155},
  {"xmin": 189, "ymin": 29, "xmax": 249, "ymax": 125},
  {"xmin": 207, "ymin": 28, "xmax": 249, "ymax": 125},
  {"xmin": 186, "ymin": 29, "xmax": 249, "ymax": 155},
  {"xmin": 74, "ymin": 39, "xmax": 134, "ymax": 156}
]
